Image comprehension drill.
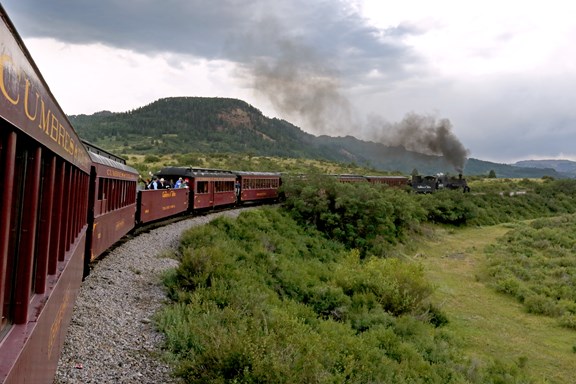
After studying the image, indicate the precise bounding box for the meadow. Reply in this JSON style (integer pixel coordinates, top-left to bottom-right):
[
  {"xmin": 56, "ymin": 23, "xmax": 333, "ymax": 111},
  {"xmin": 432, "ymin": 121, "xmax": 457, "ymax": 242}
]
[{"xmin": 155, "ymin": 175, "xmax": 576, "ymax": 383}]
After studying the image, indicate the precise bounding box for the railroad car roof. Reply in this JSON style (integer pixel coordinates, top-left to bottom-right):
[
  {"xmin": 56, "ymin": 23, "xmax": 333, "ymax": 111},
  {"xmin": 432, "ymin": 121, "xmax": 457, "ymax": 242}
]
[
  {"xmin": 88, "ymin": 151, "xmax": 138, "ymax": 174},
  {"xmin": 333, "ymin": 174, "xmax": 367, "ymax": 180},
  {"xmin": 82, "ymin": 140, "xmax": 127, "ymax": 164},
  {"xmin": 365, "ymin": 175, "xmax": 408, "ymax": 179},
  {"xmin": 156, "ymin": 167, "xmax": 235, "ymax": 178},
  {"xmin": 234, "ymin": 171, "xmax": 281, "ymax": 177}
]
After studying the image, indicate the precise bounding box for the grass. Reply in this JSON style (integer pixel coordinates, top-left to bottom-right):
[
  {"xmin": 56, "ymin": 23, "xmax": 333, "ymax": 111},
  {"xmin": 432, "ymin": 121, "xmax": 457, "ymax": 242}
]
[{"xmin": 413, "ymin": 223, "xmax": 575, "ymax": 384}]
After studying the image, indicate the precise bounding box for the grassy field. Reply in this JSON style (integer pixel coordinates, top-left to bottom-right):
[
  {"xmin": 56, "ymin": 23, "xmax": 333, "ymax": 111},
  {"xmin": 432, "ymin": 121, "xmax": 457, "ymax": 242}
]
[{"xmin": 413, "ymin": 223, "xmax": 575, "ymax": 384}]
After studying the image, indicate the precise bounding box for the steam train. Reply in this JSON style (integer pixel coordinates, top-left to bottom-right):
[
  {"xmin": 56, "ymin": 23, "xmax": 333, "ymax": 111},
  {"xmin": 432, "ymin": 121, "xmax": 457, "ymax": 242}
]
[
  {"xmin": 329, "ymin": 173, "xmax": 470, "ymax": 193},
  {"xmin": 410, "ymin": 173, "xmax": 470, "ymax": 193},
  {"xmin": 0, "ymin": 6, "xmax": 468, "ymax": 383},
  {"xmin": 0, "ymin": 6, "xmax": 279, "ymax": 382}
]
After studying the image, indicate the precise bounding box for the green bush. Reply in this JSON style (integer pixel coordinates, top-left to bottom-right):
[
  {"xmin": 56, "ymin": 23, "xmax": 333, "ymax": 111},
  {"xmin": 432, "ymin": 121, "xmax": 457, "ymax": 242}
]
[
  {"xmin": 524, "ymin": 294, "xmax": 562, "ymax": 317},
  {"xmin": 418, "ymin": 191, "xmax": 478, "ymax": 225},
  {"xmin": 559, "ymin": 314, "xmax": 576, "ymax": 330},
  {"xmin": 282, "ymin": 175, "xmax": 425, "ymax": 256},
  {"xmin": 156, "ymin": 208, "xmax": 530, "ymax": 383},
  {"xmin": 334, "ymin": 252, "xmax": 433, "ymax": 316},
  {"xmin": 484, "ymin": 215, "xmax": 576, "ymax": 322},
  {"xmin": 144, "ymin": 154, "xmax": 160, "ymax": 163}
]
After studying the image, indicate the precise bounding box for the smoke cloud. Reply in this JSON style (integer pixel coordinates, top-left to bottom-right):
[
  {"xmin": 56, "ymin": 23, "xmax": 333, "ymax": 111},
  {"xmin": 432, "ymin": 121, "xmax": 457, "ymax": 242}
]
[
  {"xmin": 232, "ymin": 17, "xmax": 357, "ymax": 136},
  {"xmin": 251, "ymin": 49, "xmax": 355, "ymax": 136},
  {"xmin": 367, "ymin": 113, "xmax": 470, "ymax": 171},
  {"xmin": 234, "ymin": 14, "xmax": 469, "ymax": 171}
]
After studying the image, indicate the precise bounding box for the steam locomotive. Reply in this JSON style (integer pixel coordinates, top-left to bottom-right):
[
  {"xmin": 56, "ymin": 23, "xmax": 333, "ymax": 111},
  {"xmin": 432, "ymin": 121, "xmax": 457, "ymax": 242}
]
[{"xmin": 410, "ymin": 173, "xmax": 470, "ymax": 193}]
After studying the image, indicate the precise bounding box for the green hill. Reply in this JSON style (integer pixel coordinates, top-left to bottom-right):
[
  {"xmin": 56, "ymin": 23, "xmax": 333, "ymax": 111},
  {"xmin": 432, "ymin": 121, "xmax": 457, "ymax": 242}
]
[
  {"xmin": 514, "ymin": 159, "xmax": 576, "ymax": 177},
  {"xmin": 70, "ymin": 96, "xmax": 567, "ymax": 178}
]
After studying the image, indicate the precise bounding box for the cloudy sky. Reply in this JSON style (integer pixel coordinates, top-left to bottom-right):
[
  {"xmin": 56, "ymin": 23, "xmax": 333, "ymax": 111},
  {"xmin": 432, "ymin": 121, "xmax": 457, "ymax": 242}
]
[{"xmin": 3, "ymin": 0, "xmax": 576, "ymax": 164}]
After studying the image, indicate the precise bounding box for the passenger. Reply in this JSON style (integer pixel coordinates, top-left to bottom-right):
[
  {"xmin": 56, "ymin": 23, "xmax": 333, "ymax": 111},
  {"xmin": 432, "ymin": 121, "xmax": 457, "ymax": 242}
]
[
  {"xmin": 235, "ymin": 179, "xmax": 241, "ymax": 196},
  {"xmin": 158, "ymin": 178, "xmax": 168, "ymax": 189},
  {"xmin": 148, "ymin": 176, "xmax": 158, "ymax": 190},
  {"xmin": 183, "ymin": 178, "xmax": 190, "ymax": 188},
  {"xmin": 143, "ymin": 177, "xmax": 151, "ymax": 190},
  {"xmin": 175, "ymin": 177, "xmax": 183, "ymax": 188}
]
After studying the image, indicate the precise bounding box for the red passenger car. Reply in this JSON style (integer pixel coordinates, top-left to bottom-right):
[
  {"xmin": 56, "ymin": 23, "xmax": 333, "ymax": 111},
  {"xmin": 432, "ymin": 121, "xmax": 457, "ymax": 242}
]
[
  {"xmin": 155, "ymin": 167, "xmax": 237, "ymax": 210},
  {"xmin": 191, "ymin": 172, "xmax": 237, "ymax": 209},
  {"xmin": 334, "ymin": 174, "xmax": 368, "ymax": 183},
  {"xmin": 333, "ymin": 174, "xmax": 409, "ymax": 188},
  {"xmin": 137, "ymin": 188, "xmax": 190, "ymax": 224},
  {"xmin": 236, "ymin": 171, "xmax": 281, "ymax": 203},
  {"xmin": 365, "ymin": 175, "xmax": 409, "ymax": 187},
  {"xmin": 84, "ymin": 141, "xmax": 138, "ymax": 263},
  {"xmin": 0, "ymin": 6, "xmax": 92, "ymax": 382}
]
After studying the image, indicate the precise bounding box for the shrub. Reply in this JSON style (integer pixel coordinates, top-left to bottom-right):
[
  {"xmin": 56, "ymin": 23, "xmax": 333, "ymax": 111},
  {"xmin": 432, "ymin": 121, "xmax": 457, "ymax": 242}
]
[
  {"xmin": 282, "ymin": 175, "xmax": 425, "ymax": 255},
  {"xmin": 144, "ymin": 154, "xmax": 160, "ymax": 163},
  {"xmin": 484, "ymin": 215, "xmax": 576, "ymax": 320},
  {"xmin": 418, "ymin": 191, "xmax": 478, "ymax": 225},
  {"xmin": 158, "ymin": 207, "xmax": 532, "ymax": 383},
  {"xmin": 523, "ymin": 294, "xmax": 562, "ymax": 317},
  {"xmin": 559, "ymin": 313, "xmax": 576, "ymax": 330},
  {"xmin": 334, "ymin": 251, "xmax": 433, "ymax": 316}
]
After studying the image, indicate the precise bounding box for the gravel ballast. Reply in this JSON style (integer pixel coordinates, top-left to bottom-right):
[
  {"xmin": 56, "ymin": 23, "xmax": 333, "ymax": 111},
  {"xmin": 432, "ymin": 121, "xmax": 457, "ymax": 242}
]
[{"xmin": 54, "ymin": 209, "xmax": 254, "ymax": 383}]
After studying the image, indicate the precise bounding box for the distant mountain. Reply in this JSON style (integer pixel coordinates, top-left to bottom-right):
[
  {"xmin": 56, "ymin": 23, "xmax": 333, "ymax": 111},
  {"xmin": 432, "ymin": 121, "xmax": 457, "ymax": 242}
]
[
  {"xmin": 514, "ymin": 159, "xmax": 576, "ymax": 177},
  {"xmin": 69, "ymin": 96, "xmax": 567, "ymax": 178}
]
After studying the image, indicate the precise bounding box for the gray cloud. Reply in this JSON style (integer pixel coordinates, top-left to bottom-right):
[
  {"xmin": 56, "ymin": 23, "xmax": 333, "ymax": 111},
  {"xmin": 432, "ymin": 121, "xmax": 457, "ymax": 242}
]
[
  {"xmin": 6, "ymin": 0, "xmax": 576, "ymax": 164},
  {"xmin": 6, "ymin": 0, "xmax": 428, "ymax": 137},
  {"xmin": 5, "ymin": 1, "xmax": 417, "ymax": 76}
]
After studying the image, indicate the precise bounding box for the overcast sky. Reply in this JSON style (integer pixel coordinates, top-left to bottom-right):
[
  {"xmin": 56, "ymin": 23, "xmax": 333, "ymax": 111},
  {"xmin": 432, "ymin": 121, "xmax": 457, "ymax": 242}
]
[{"xmin": 3, "ymin": 0, "xmax": 576, "ymax": 164}]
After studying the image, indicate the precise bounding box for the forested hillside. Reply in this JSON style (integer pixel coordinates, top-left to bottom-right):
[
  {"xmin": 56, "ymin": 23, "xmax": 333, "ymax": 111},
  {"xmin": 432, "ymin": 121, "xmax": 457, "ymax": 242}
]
[
  {"xmin": 72, "ymin": 97, "xmax": 331, "ymax": 159},
  {"xmin": 70, "ymin": 96, "xmax": 567, "ymax": 178}
]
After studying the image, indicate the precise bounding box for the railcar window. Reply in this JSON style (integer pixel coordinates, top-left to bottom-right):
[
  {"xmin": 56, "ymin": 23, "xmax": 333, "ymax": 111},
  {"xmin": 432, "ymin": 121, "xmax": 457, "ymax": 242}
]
[
  {"xmin": 1, "ymin": 133, "xmax": 90, "ymax": 330},
  {"xmin": 196, "ymin": 181, "xmax": 209, "ymax": 194},
  {"xmin": 98, "ymin": 178, "xmax": 104, "ymax": 201},
  {"xmin": 3, "ymin": 136, "xmax": 31, "ymax": 325},
  {"xmin": 0, "ymin": 130, "xmax": 15, "ymax": 334},
  {"xmin": 241, "ymin": 178, "xmax": 278, "ymax": 190},
  {"xmin": 96, "ymin": 177, "xmax": 136, "ymax": 214},
  {"xmin": 215, "ymin": 180, "xmax": 234, "ymax": 192}
]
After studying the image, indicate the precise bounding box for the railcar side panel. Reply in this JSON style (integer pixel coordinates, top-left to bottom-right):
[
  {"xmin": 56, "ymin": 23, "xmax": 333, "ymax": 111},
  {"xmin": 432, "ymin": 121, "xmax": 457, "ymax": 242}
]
[
  {"xmin": 0, "ymin": 127, "xmax": 89, "ymax": 384},
  {"xmin": 0, "ymin": 6, "xmax": 91, "ymax": 383},
  {"xmin": 238, "ymin": 174, "xmax": 281, "ymax": 203},
  {"xmin": 87, "ymin": 157, "xmax": 138, "ymax": 261},
  {"xmin": 154, "ymin": 167, "xmax": 238, "ymax": 211},
  {"xmin": 137, "ymin": 189, "xmax": 189, "ymax": 224},
  {"xmin": 335, "ymin": 175, "xmax": 367, "ymax": 183},
  {"xmin": 365, "ymin": 176, "xmax": 409, "ymax": 187},
  {"xmin": 192, "ymin": 176, "xmax": 236, "ymax": 209},
  {"xmin": 0, "ymin": 235, "xmax": 85, "ymax": 384},
  {"xmin": 89, "ymin": 205, "xmax": 136, "ymax": 261}
]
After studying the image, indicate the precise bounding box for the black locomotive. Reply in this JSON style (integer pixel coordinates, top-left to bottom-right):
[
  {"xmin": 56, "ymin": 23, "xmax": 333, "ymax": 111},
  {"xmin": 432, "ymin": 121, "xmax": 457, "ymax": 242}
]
[{"xmin": 410, "ymin": 173, "xmax": 470, "ymax": 193}]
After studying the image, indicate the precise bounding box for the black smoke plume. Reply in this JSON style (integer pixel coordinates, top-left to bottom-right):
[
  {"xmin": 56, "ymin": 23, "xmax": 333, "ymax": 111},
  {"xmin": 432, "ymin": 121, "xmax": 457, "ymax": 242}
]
[
  {"xmin": 367, "ymin": 113, "xmax": 470, "ymax": 171},
  {"xmin": 234, "ymin": 16, "xmax": 469, "ymax": 171}
]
